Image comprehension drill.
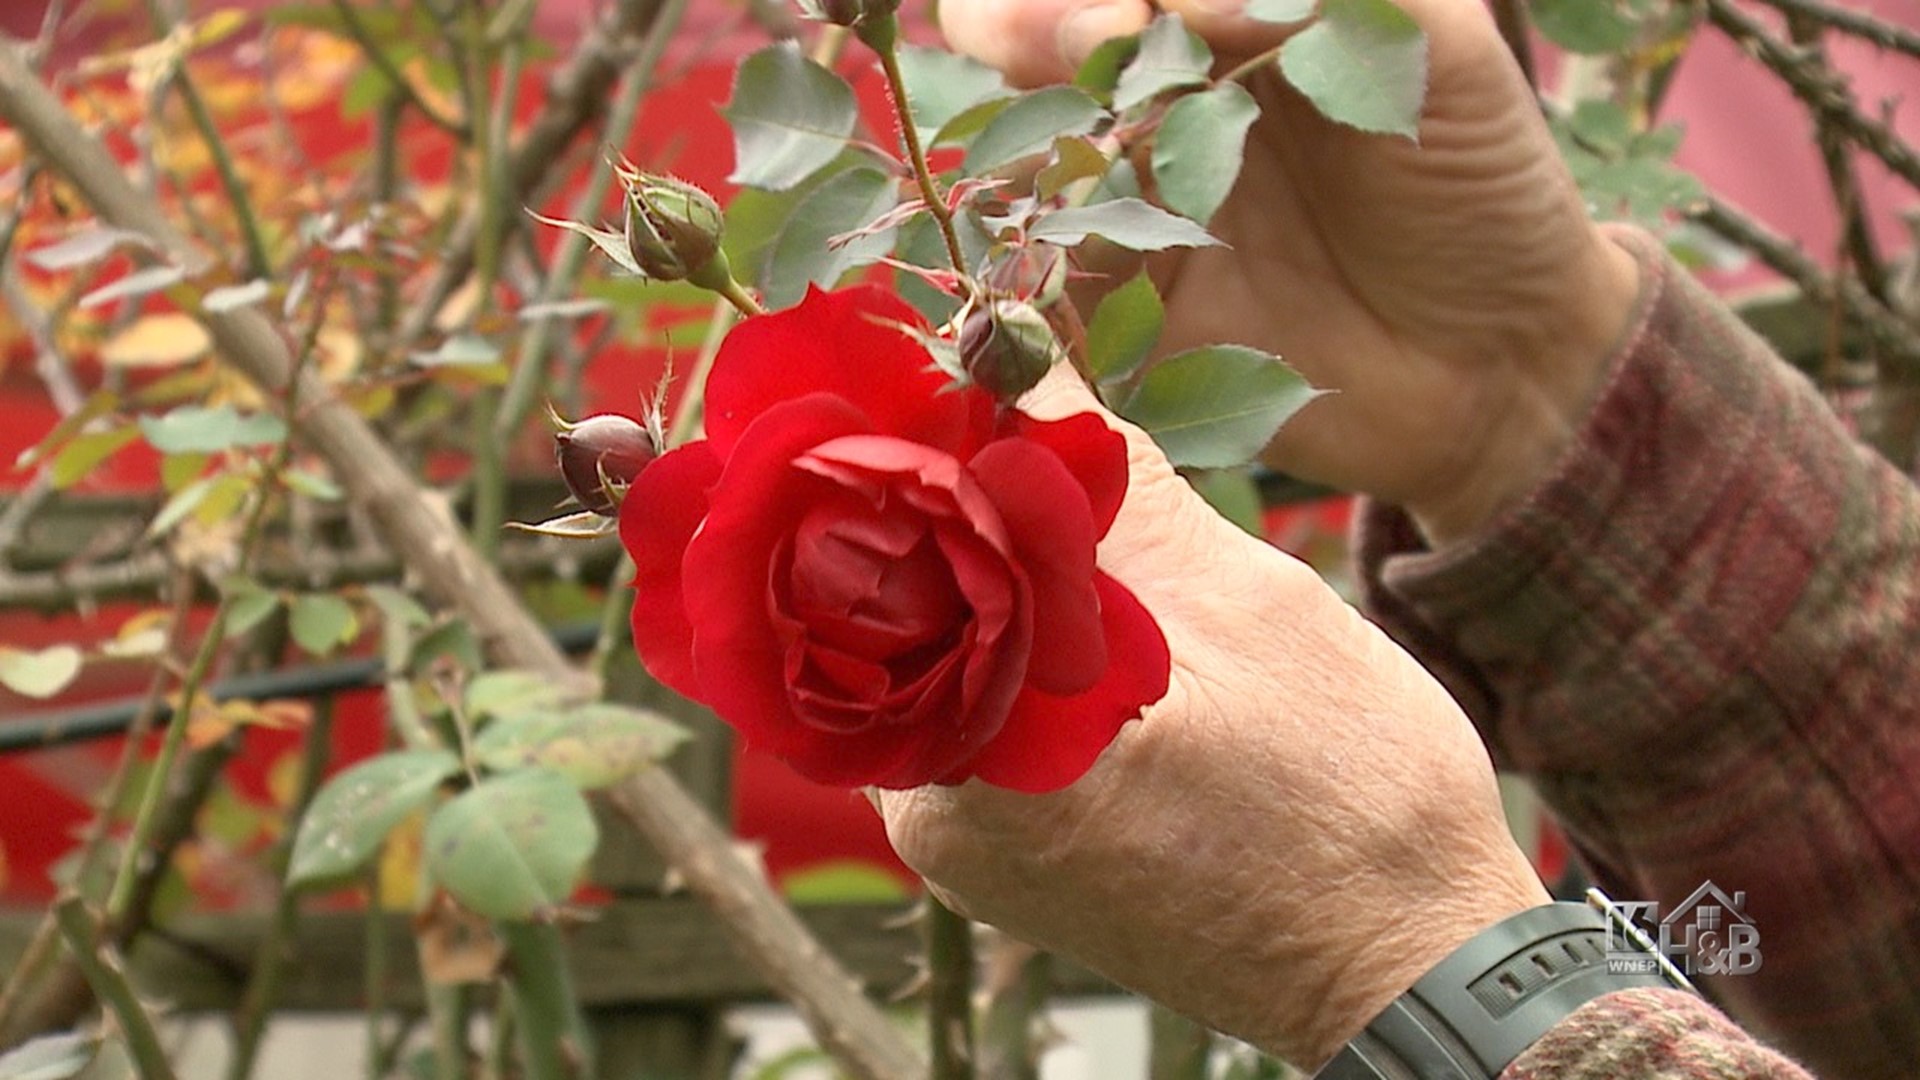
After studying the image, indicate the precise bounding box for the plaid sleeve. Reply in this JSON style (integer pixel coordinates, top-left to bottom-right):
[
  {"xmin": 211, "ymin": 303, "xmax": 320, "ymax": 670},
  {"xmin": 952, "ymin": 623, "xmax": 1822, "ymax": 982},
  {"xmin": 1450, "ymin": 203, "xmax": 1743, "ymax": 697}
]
[
  {"xmin": 1355, "ymin": 226, "xmax": 1920, "ymax": 1079},
  {"xmin": 1504, "ymin": 989, "xmax": 1811, "ymax": 1079}
]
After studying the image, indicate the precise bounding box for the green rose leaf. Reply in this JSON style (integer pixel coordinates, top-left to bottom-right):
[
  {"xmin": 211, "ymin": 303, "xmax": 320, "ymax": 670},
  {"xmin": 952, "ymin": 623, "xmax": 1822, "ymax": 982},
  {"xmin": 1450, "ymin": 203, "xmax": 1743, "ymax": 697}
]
[
  {"xmin": 930, "ymin": 96, "xmax": 1014, "ymax": 149},
  {"xmin": 527, "ymin": 211, "xmax": 642, "ymax": 276},
  {"xmin": 964, "ymin": 86, "xmax": 1106, "ymax": 174},
  {"xmin": 1117, "ymin": 345, "xmax": 1323, "ymax": 468},
  {"xmin": 893, "ymin": 213, "xmax": 991, "ymax": 323},
  {"xmin": 290, "ymin": 592, "xmax": 359, "ymax": 656},
  {"xmin": 1035, "ymin": 135, "xmax": 1112, "ymax": 202},
  {"xmin": 425, "ymin": 768, "xmax": 598, "ymax": 921},
  {"xmin": 1189, "ymin": 467, "xmax": 1266, "ymax": 536},
  {"xmin": 1580, "ymin": 157, "xmax": 1706, "ymax": 222},
  {"xmin": 761, "ymin": 167, "xmax": 900, "ymax": 310},
  {"xmin": 472, "ymin": 704, "xmax": 690, "ymax": 790},
  {"xmin": 1027, "ymin": 198, "xmax": 1220, "ymax": 251},
  {"xmin": 365, "ymin": 583, "xmax": 432, "ymax": 630},
  {"xmin": 1073, "ymin": 33, "xmax": 1142, "ymax": 103},
  {"xmin": 137, "ymin": 404, "xmax": 286, "ymax": 454},
  {"xmin": 724, "ymin": 41, "xmax": 859, "ymax": 191},
  {"xmin": 0, "ymin": 645, "xmax": 83, "ymax": 700},
  {"xmin": 895, "ymin": 44, "xmax": 1010, "ymax": 141},
  {"xmin": 146, "ymin": 477, "xmax": 212, "ymax": 538},
  {"xmin": 1151, "ymin": 82, "xmax": 1261, "ymax": 224},
  {"xmin": 0, "ymin": 1032, "xmax": 101, "ymax": 1080},
  {"xmin": 1246, "ymin": 0, "xmax": 1317, "ymax": 22},
  {"xmin": 1531, "ymin": 0, "xmax": 1637, "ymax": 54},
  {"xmin": 1567, "ymin": 99, "xmax": 1636, "ymax": 154},
  {"xmin": 464, "ymin": 669, "xmax": 577, "ymax": 724},
  {"xmin": 1086, "ymin": 271, "xmax": 1164, "ymax": 383},
  {"xmin": 222, "ymin": 581, "xmax": 283, "ymax": 640},
  {"xmin": 1112, "ymin": 15, "xmax": 1213, "ymax": 113},
  {"xmin": 281, "ymin": 467, "xmax": 342, "ymax": 501},
  {"xmin": 287, "ymin": 749, "xmax": 462, "ymax": 889},
  {"xmin": 1278, "ymin": 0, "xmax": 1428, "ymax": 140},
  {"xmin": 410, "ymin": 334, "xmax": 501, "ymax": 368}
]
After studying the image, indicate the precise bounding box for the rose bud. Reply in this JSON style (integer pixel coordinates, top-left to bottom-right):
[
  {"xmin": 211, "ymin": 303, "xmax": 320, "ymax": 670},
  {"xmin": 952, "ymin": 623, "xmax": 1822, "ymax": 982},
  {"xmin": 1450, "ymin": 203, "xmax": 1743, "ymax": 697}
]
[
  {"xmin": 555, "ymin": 413, "xmax": 658, "ymax": 516},
  {"xmin": 957, "ymin": 299, "xmax": 1059, "ymax": 401},
  {"xmin": 622, "ymin": 173, "xmax": 728, "ymax": 288}
]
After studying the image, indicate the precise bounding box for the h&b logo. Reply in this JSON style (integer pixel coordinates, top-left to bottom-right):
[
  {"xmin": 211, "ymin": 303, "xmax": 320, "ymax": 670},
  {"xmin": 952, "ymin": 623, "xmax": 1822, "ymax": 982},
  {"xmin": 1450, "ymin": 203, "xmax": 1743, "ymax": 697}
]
[{"xmin": 1605, "ymin": 881, "xmax": 1762, "ymax": 977}]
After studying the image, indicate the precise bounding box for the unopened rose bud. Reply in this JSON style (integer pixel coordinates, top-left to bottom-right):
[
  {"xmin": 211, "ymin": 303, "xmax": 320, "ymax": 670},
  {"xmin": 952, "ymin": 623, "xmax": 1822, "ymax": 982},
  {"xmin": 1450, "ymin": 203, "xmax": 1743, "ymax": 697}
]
[
  {"xmin": 555, "ymin": 413, "xmax": 658, "ymax": 516},
  {"xmin": 622, "ymin": 173, "xmax": 727, "ymax": 286},
  {"xmin": 957, "ymin": 300, "xmax": 1059, "ymax": 401}
]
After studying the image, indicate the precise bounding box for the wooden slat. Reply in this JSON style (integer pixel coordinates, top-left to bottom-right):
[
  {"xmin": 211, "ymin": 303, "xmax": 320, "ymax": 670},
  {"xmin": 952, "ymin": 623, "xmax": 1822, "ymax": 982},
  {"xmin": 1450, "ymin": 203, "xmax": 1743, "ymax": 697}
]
[{"xmin": 6, "ymin": 900, "xmax": 1114, "ymax": 1014}]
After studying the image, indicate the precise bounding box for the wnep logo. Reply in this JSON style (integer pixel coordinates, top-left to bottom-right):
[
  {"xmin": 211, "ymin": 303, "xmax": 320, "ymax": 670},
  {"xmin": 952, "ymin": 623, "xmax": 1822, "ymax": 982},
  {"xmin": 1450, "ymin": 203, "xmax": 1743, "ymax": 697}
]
[{"xmin": 1605, "ymin": 881, "xmax": 1762, "ymax": 977}]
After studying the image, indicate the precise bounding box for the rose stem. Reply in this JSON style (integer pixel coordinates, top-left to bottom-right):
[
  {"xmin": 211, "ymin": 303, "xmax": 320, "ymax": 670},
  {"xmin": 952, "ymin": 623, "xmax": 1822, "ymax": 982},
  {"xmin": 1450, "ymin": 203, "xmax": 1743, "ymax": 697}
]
[{"xmin": 862, "ymin": 14, "xmax": 970, "ymax": 277}]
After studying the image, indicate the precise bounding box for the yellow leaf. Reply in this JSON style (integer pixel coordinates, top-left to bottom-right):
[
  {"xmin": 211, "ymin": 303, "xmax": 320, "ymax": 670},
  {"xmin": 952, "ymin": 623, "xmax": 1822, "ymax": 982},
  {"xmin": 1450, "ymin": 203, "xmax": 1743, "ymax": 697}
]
[
  {"xmin": 185, "ymin": 710, "xmax": 235, "ymax": 750},
  {"xmin": 101, "ymin": 313, "xmax": 210, "ymax": 368},
  {"xmin": 318, "ymin": 327, "xmax": 364, "ymax": 381},
  {"xmin": 436, "ymin": 279, "xmax": 482, "ymax": 333},
  {"xmin": 189, "ymin": 8, "xmax": 250, "ymax": 49},
  {"xmin": 265, "ymin": 748, "xmax": 303, "ymax": 811},
  {"xmin": 209, "ymin": 366, "xmax": 266, "ymax": 410},
  {"xmin": 100, "ymin": 608, "xmax": 172, "ymax": 659},
  {"xmin": 377, "ymin": 811, "xmax": 426, "ymax": 911}
]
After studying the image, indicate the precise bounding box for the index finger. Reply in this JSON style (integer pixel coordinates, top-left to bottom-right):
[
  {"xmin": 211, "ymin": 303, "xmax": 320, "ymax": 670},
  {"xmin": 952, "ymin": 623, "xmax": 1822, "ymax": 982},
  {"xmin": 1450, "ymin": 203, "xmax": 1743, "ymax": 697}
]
[{"xmin": 937, "ymin": 0, "xmax": 1153, "ymax": 86}]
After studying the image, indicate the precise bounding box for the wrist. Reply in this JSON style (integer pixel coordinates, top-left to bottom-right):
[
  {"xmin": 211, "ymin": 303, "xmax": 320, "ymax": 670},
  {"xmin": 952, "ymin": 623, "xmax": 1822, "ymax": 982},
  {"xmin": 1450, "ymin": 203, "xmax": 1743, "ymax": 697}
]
[
  {"xmin": 1291, "ymin": 835, "xmax": 1553, "ymax": 1064},
  {"xmin": 1408, "ymin": 229, "xmax": 1642, "ymax": 547}
]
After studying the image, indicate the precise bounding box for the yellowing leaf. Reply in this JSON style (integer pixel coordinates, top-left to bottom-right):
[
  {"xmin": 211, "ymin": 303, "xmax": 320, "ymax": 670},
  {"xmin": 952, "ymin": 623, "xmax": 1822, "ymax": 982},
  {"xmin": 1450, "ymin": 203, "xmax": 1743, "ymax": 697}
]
[
  {"xmin": 266, "ymin": 747, "xmax": 303, "ymax": 811},
  {"xmin": 377, "ymin": 811, "xmax": 426, "ymax": 911},
  {"xmin": 190, "ymin": 8, "xmax": 250, "ymax": 50},
  {"xmin": 435, "ymin": 279, "xmax": 482, "ymax": 333},
  {"xmin": 100, "ymin": 608, "xmax": 173, "ymax": 659},
  {"xmin": 317, "ymin": 327, "xmax": 364, "ymax": 381},
  {"xmin": 102, "ymin": 313, "xmax": 211, "ymax": 368}
]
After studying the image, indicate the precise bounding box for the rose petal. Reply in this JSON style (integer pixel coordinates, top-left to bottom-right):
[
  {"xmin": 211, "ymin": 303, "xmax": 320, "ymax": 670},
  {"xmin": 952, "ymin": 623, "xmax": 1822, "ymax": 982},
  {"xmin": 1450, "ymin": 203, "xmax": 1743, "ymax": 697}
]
[
  {"xmin": 705, "ymin": 286, "xmax": 993, "ymax": 459},
  {"xmin": 968, "ymin": 438, "xmax": 1105, "ymax": 696},
  {"xmin": 622, "ymin": 442, "xmax": 722, "ymax": 699},
  {"xmin": 684, "ymin": 395, "xmax": 872, "ymax": 751},
  {"xmin": 773, "ymin": 722, "xmax": 927, "ymax": 788},
  {"xmin": 1004, "ymin": 411, "xmax": 1129, "ymax": 539},
  {"xmin": 931, "ymin": 522, "xmax": 1029, "ymax": 770},
  {"xmin": 957, "ymin": 573, "xmax": 1170, "ymax": 793},
  {"xmin": 800, "ymin": 436, "xmax": 1034, "ymax": 759}
]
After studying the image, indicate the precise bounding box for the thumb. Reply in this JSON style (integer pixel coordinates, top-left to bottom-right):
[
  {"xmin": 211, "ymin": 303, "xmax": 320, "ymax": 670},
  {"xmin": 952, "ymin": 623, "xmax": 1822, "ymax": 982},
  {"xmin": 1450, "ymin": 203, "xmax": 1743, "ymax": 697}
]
[
  {"xmin": 1015, "ymin": 362, "xmax": 1229, "ymax": 571},
  {"xmin": 1017, "ymin": 361, "xmax": 1169, "ymax": 476},
  {"xmin": 938, "ymin": 0, "xmax": 1153, "ymax": 87},
  {"xmin": 1015, "ymin": 357, "xmax": 1114, "ymax": 423}
]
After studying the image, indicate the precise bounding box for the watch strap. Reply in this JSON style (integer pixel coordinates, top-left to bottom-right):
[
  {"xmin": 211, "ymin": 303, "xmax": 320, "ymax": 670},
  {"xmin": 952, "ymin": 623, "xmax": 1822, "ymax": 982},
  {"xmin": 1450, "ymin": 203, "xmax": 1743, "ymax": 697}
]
[{"xmin": 1313, "ymin": 890, "xmax": 1695, "ymax": 1079}]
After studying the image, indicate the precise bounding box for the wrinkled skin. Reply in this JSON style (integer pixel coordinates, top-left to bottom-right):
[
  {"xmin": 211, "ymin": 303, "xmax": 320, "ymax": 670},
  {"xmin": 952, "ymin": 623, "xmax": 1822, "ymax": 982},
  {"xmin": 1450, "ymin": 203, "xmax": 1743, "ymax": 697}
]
[
  {"xmin": 879, "ymin": 0, "xmax": 1642, "ymax": 1066},
  {"xmin": 880, "ymin": 373, "xmax": 1549, "ymax": 1065}
]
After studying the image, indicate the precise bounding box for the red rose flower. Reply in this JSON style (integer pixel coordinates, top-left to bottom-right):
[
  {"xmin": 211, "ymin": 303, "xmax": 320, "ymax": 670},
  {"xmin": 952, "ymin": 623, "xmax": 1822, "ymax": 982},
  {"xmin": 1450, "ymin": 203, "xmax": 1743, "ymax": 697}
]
[{"xmin": 620, "ymin": 285, "xmax": 1169, "ymax": 792}]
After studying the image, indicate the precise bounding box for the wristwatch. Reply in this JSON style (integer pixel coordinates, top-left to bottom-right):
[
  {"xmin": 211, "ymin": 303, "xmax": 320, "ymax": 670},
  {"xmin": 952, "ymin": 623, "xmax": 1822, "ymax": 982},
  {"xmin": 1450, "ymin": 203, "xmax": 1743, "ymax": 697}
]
[{"xmin": 1313, "ymin": 889, "xmax": 1697, "ymax": 1079}]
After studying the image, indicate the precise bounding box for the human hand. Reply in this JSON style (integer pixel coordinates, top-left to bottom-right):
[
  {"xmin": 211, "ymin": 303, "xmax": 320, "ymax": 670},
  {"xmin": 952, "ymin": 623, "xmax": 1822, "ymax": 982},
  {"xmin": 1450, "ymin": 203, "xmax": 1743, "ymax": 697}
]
[
  {"xmin": 941, "ymin": 0, "xmax": 1642, "ymax": 545},
  {"xmin": 878, "ymin": 371, "xmax": 1550, "ymax": 1067}
]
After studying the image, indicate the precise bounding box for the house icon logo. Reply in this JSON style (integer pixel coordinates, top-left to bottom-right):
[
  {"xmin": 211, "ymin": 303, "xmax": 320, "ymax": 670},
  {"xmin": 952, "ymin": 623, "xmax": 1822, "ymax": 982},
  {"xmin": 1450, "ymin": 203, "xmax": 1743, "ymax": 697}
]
[{"xmin": 1606, "ymin": 880, "xmax": 1762, "ymax": 977}]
